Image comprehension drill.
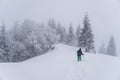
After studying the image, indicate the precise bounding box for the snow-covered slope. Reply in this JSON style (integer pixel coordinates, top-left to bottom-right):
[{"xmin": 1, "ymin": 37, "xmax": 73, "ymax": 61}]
[{"xmin": 0, "ymin": 44, "xmax": 120, "ymax": 80}]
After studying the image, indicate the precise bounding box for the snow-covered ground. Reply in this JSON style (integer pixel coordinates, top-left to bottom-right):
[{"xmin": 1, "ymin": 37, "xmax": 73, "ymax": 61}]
[{"xmin": 0, "ymin": 44, "xmax": 120, "ymax": 80}]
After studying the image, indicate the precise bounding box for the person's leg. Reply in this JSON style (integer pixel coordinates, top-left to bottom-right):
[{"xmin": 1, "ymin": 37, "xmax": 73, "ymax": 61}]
[
  {"xmin": 77, "ymin": 56, "xmax": 79, "ymax": 62},
  {"xmin": 80, "ymin": 56, "xmax": 81, "ymax": 61},
  {"xmin": 78, "ymin": 56, "xmax": 81, "ymax": 62}
]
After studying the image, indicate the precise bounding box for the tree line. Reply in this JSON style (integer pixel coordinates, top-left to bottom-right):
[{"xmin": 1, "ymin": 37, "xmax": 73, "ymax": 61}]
[{"xmin": 0, "ymin": 14, "xmax": 116, "ymax": 62}]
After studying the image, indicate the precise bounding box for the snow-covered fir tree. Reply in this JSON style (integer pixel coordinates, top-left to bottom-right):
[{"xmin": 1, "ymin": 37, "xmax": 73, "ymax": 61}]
[
  {"xmin": 57, "ymin": 23, "xmax": 67, "ymax": 43},
  {"xmin": 106, "ymin": 35, "xmax": 116, "ymax": 56},
  {"xmin": 78, "ymin": 14, "xmax": 95, "ymax": 53},
  {"xmin": 48, "ymin": 19, "xmax": 57, "ymax": 34},
  {"xmin": 62, "ymin": 27, "xmax": 67, "ymax": 43},
  {"xmin": 75, "ymin": 24, "xmax": 81, "ymax": 46},
  {"xmin": 0, "ymin": 22, "xmax": 10, "ymax": 62},
  {"xmin": 67, "ymin": 24, "xmax": 75, "ymax": 45},
  {"xmin": 98, "ymin": 43, "xmax": 106, "ymax": 54}
]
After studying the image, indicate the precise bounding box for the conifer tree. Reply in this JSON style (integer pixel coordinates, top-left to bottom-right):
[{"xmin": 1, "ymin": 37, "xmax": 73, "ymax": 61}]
[
  {"xmin": 78, "ymin": 14, "xmax": 95, "ymax": 53},
  {"xmin": 76, "ymin": 24, "xmax": 81, "ymax": 46},
  {"xmin": 0, "ymin": 21, "xmax": 10, "ymax": 62},
  {"xmin": 99, "ymin": 43, "xmax": 106, "ymax": 54},
  {"xmin": 106, "ymin": 35, "xmax": 116, "ymax": 56},
  {"xmin": 67, "ymin": 24, "xmax": 75, "ymax": 45},
  {"xmin": 57, "ymin": 23, "xmax": 67, "ymax": 43}
]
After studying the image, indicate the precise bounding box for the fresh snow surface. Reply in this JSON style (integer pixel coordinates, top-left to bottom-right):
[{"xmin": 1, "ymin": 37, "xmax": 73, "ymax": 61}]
[{"xmin": 0, "ymin": 43, "xmax": 120, "ymax": 80}]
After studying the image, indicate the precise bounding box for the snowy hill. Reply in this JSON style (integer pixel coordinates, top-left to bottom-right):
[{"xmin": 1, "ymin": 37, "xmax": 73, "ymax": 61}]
[{"xmin": 0, "ymin": 44, "xmax": 120, "ymax": 80}]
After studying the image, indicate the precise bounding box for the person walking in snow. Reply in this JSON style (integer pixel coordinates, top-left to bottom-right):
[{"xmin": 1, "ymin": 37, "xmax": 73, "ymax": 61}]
[{"xmin": 77, "ymin": 48, "xmax": 84, "ymax": 62}]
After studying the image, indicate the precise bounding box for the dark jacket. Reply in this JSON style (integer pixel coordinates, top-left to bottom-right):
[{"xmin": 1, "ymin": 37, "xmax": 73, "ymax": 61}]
[{"xmin": 77, "ymin": 48, "xmax": 84, "ymax": 56}]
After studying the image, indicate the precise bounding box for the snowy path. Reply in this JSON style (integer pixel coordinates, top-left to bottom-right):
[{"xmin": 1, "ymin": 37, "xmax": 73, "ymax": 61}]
[{"xmin": 0, "ymin": 44, "xmax": 120, "ymax": 80}]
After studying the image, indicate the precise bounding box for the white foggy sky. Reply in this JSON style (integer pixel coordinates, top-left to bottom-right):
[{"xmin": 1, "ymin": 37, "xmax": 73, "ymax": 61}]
[{"xmin": 0, "ymin": 0, "xmax": 120, "ymax": 54}]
